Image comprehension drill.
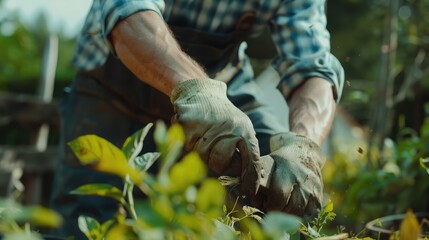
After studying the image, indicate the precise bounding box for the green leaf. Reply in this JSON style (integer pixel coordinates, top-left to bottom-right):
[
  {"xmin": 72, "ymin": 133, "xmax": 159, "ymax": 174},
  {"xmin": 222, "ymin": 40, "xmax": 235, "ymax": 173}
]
[
  {"xmin": 239, "ymin": 218, "xmax": 266, "ymax": 240},
  {"xmin": 122, "ymin": 123, "xmax": 153, "ymax": 161},
  {"xmin": 133, "ymin": 152, "xmax": 160, "ymax": 172},
  {"xmin": 175, "ymin": 213, "xmax": 204, "ymax": 233},
  {"xmin": 105, "ymin": 223, "xmax": 138, "ymax": 240},
  {"xmin": 322, "ymin": 199, "xmax": 334, "ymax": 215},
  {"xmin": 100, "ymin": 220, "xmax": 115, "ymax": 237},
  {"xmin": 165, "ymin": 152, "xmax": 207, "ymax": 193},
  {"xmin": 68, "ymin": 134, "xmax": 142, "ymax": 183},
  {"xmin": 166, "ymin": 123, "xmax": 185, "ymax": 146},
  {"xmin": 0, "ymin": 199, "xmax": 21, "ymax": 219},
  {"xmin": 71, "ymin": 184, "xmax": 125, "ymax": 203},
  {"xmin": 159, "ymin": 123, "xmax": 186, "ymax": 175},
  {"xmin": 420, "ymin": 157, "xmax": 429, "ymax": 174},
  {"xmin": 14, "ymin": 206, "xmax": 63, "ymax": 228},
  {"xmin": 135, "ymin": 228, "xmax": 166, "ymax": 240},
  {"xmin": 262, "ymin": 212, "xmax": 301, "ymax": 239},
  {"xmin": 212, "ymin": 219, "xmax": 237, "ymax": 240},
  {"xmin": 326, "ymin": 211, "xmax": 336, "ymax": 222},
  {"xmin": 154, "ymin": 121, "xmax": 168, "ymax": 150},
  {"xmin": 196, "ymin": 179, "xmax": 226, "ymax": 218},
  {"xmin": 152, "ymin": 195, "xmax": 175, "ymax": 221},
  {"xmin": 134, "ymin": 200, "xmax": 167, "ymax": 228},
  {"xmin": 306, "ymin": 224, "xmax": 320, "ymax": 238},
  {"xmin": 78, "ymin": 215, "xmax": 101, "ymax": 240}
]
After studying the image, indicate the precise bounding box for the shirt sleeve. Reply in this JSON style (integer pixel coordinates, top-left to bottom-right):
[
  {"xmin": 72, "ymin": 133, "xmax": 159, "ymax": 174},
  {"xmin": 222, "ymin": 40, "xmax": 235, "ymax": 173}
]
[
  {"xmin": 98, "ymin": 0, "xmax": 166, "ymax": 49},
  {"xmin": 270, "ymin": 0, "xmax": 344, "ymax": 101}
]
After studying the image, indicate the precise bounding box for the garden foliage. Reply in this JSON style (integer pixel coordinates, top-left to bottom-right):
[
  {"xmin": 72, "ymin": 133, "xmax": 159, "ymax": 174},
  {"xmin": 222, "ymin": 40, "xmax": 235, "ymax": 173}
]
[
  {"xmin": 68, "ymin": 121, "xmax": 302, "ymax": 240},
  {"xmin": 324, "ymin": 103, "xmax": 429, "ymax": 230}
]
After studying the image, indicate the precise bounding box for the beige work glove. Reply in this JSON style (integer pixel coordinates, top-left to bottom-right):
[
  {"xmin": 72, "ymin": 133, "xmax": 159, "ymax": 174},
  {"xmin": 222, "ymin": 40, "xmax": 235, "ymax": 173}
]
[
  {"xmin": 171, "ymin": 79, "xmax": 263, "ymax": 195},
  {"xmin": 254, "ymin": 132, "xmax": 326, "ymax": 221}
]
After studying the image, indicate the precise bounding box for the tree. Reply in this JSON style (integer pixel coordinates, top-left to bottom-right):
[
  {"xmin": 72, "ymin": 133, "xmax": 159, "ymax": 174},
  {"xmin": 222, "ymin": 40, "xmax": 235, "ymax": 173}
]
[
  {"xmin": 328, "ymin": 0, "xmax": 429, "ymax": 136},
  {"xmin": 0, "ymin": 8, "xmax": 76, "ymax": 96}
]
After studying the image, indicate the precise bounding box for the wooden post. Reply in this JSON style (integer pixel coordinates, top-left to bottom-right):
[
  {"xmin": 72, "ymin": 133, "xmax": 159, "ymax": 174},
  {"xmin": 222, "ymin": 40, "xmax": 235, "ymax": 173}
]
[
  {"xmin": 36, "ymin": 35, "xmax": 58, "ymax": 151},
  {"xmin": 25, "ymin": 35, "xmax": 58, "ymax": 204}
]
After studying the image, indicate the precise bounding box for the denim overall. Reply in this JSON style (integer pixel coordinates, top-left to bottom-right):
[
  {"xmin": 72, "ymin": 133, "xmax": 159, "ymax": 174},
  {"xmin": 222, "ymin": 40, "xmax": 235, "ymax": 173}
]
[{"xmin": 50, "ymin": 15, "xmax": 289, "ymax": 239}]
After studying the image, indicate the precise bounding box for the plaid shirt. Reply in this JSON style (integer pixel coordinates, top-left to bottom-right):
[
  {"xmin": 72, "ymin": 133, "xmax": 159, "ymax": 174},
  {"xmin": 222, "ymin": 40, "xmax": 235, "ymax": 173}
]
[{"xmin": 73, "ymin": 0, "xmax": 344, "ymax": 100}]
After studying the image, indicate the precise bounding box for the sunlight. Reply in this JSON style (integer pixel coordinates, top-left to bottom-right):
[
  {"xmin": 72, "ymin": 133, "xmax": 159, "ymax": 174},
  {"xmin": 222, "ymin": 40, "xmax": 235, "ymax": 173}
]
[{"xmin": 3, "ymin": 0, "xmax": 91, "ymax": 37}]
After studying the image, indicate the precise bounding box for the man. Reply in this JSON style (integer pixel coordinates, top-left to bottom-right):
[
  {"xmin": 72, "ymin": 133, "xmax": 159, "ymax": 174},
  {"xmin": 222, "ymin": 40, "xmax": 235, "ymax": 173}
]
[{"xmin": 50, "ymin": 0, "xmax": 344, "ymax": 238}]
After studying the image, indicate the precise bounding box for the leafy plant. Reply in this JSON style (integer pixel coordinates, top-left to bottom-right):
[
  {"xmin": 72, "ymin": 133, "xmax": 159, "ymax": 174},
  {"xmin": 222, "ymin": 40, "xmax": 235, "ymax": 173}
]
[
  {"xmin": 68, "ymin": 121, "xmax": 302, "ymax": 240},
  {"xmin": 323, "ymin": 104, "xmax": 429, "ymax": 229},
  {"xmin": 0, "ymin": 198, "xmax": 63, "ymax": 240},
  {"xmin": 300, "ymin": 199, "xmax": 337, "ymax": 239}
]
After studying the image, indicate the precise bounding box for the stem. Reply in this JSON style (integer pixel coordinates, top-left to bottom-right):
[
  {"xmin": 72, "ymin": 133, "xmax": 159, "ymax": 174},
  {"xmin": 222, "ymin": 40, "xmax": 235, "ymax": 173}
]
[
  {"xmin": 225, "ymin": 197, "xmax": 240, "ymax": 227},
  {"xmin": 136, "ymin": 174, "xmax": 156, "ymax": 196},
  {"xmin": 122, "ymin": 179, "xmax": 138, "ymax": 221},
  {"xmin": 122, "ymin": 176, "xmax": 139, "ymax": 221},
  {"xmin": 127, "ymin": 183, "xmax": 138, "ymax": 221},
  {"xmin": 353, "ymin": 226, "xmax": 367, "ymax": 238},
  {"xmin": 24, "ymin": 223, "xmax": 31, "ymax": 235},
  {"xmin": 137, "ymin": 183, "xmax": 154, "ymax": 197}
]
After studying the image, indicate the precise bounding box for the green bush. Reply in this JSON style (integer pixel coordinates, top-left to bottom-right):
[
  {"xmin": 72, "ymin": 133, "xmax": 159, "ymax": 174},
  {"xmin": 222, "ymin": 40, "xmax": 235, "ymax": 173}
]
[
  {"xmin": 67, "ymin": 121, "xmax": 302, "ymax": 240},
  {"xmin": 324, "ymin": 103, "xmax": 429, "ymax": 230}
]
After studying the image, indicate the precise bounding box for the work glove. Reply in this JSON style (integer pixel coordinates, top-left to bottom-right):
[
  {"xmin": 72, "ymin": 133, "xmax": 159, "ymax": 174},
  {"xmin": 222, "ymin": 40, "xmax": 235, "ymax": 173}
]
[
  {"xmin": 170, "ymin": 78, "xmax": 263, "ymax": 195},
  {"xmin": 253, "ymin": 132, "xmax": 326, "ymax": 221}
]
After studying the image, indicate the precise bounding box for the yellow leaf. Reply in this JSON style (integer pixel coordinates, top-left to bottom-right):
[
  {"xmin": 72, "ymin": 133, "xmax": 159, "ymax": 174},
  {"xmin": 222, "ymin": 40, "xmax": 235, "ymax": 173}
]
[
  {"xmin": 176, "ymin": 213, "xmax": 204, "ymax": 232},
  {"xmin": 323, "ymin": 199, "xmax": 334, "ymax": 214},
  {"xmin": 68, "ymin": 135, "xmax": 142, "ymax": 183},
  {"xmin": 196, "ymin": 179, "xmax": 226, "ymax": 218},
  {"xmin": 152, "ymin": 195, "xmax": 175, "ymax": 221},
  {"xmin": 71, "ymin": 184, "xmax": 125, "ymax": 203},
  {"xmin": 18, "ymin": 206, "xmax": 63, "ymax": 228},
  {"xmin": 167, "ymin": 123, "xmax": 185, "ymax": 145},
  {"xmin": 105, "ymin": 223, "xmax": 138, "ymax": 240},
  {"xmin": 166, "ymin": 152, "xmax": 207, "ymax": 193},
  {"xmin": 399, "ymin": 210, "xmax": 420, "ymax": 240},
  {"xmin": 173, "ymin": 230, "xmax": 189, "ymax": 240}
]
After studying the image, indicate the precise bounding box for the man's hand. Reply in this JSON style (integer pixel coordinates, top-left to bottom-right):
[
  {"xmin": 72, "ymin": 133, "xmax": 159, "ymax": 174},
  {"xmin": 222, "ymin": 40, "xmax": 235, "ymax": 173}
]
[
  {"xmin": 254, "ymin": 132, "xmax": 326, "ymax": 221},
  {"xmin": 171, "ymin": 78, "xmax": 263, "ymax": 195}
]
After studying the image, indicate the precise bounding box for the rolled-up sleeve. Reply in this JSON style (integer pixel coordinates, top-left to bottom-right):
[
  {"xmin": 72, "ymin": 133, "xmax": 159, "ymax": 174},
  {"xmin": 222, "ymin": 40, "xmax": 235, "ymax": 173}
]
[
  {"xmin": 98, "ymin": 0, "xmax": 165, "ymax": 49},
  {"xmin": 270, "ymin": 0, "xmax": 344, "ymax": 101}
]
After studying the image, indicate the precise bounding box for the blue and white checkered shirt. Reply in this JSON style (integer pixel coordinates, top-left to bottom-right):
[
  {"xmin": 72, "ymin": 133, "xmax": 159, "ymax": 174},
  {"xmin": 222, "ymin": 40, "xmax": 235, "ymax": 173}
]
[{"xmin": 72, "ymin": 0, "xmax": 344, "ymax": 100}]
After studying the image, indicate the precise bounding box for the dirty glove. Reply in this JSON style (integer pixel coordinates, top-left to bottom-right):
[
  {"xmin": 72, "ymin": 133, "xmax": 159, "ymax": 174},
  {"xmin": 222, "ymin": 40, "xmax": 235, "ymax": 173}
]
[
  {"xmin": 254, "ymin": 132, "xmax": 326, "ymax": 221},
  {"xmin": 171, "ymin": 79, "xmax": 262, "ymax": 194}
]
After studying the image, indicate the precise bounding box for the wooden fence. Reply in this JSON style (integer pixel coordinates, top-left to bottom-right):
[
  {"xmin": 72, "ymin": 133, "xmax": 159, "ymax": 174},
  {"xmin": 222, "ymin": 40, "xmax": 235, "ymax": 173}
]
[{"xmin": 0, "ymin": 36, "xmax": 59, "ymax": 206}]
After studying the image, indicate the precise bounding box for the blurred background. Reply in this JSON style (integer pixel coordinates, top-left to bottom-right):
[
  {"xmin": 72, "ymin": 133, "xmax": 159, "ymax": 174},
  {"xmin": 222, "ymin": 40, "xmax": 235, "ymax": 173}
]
[{"xmin": 0, "ymin": 0, "xmax": 428, "ymax": 237}]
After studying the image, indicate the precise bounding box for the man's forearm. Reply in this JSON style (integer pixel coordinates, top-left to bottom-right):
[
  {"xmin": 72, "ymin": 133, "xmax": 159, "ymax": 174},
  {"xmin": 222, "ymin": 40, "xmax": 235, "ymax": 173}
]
[
  {"xmin": 110, "ymin": 10, "xmax": 208, "ymax": 96},
  {"xmin": 288, "ymin": 77, "xmax": 336, "ymax": 145}
]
